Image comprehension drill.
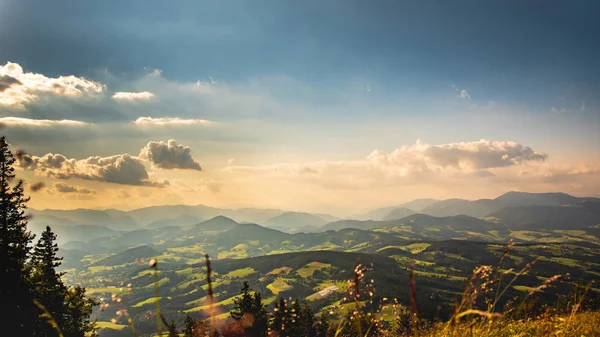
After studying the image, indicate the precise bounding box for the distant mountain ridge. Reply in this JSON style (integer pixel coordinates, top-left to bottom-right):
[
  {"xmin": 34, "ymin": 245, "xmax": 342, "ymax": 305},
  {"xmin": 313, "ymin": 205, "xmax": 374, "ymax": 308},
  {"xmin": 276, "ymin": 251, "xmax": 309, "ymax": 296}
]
[
  {"xmin": 29, "ymin": 191, "xmax": 600, "ymax": 242},
  {"xmin": 420, "ymin": 192, "xmax": 598, "ymax": 218}
]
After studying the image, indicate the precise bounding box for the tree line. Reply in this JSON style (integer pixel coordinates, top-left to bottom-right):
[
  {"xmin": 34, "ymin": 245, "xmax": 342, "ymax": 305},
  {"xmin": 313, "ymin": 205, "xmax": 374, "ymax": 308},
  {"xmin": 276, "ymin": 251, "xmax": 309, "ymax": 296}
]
[{"xmin": 0, "ymin": 136, "xmax": 97, "ymax": 336}]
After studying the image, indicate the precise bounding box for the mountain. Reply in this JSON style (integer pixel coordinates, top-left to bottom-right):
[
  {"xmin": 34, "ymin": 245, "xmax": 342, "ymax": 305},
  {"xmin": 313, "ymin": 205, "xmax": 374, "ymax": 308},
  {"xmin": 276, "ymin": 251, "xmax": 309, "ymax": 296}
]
[
  {"xmin": 391, "ymin": 213, "xmax": 495, "ymax": 232},
  {"xmin": 211, "ymin": 223, "xmax": 291, "ymax": 250},
  {"xmin": 192, "ymin": 215, "xmax": 239, "ymax": 231},
  {"xmin": 28, "ymin": 223, "xmax": 120, "ymax": 245},
  {"xmin": 419, "ymin": 192, "xmax": 595, "ymax": 218},
  {"xmin": 382, "ymin": 207, "xmax": 416, "ymax": 221},
  {"xmin": 353, "ymin": 199, "xmax": 438, "ymax": 220},
  {"xmin": 421, "ymin": 198, "xmax": 498, "ymax": 218},
  {"xmin": 400, "ymin": 198, "xmax": 440, "ymax": 212},
  {"xmin": 489, "ymin": 205, "xmax": 600, "ymax": 230},
  {"xmin": 146, "ymin": 214, "xmax": 202, "ymax": 229},
  {"xmin": 494, "ymin": 191, "xmax": 584, "ymax": 208},
  {"xmin": 322, "ymin": 219, "xmax": 386, "ymax": 231},
  {"xmin": 28, "ymin": 208, "xmax": 138, "ymax": 231},
  {"xmin": 92, "ymin": 246, "xmax": 160, "ymax": 266},
  {"xmin": 126, "ymin": 204, "xmax": 218, "ymax": 225},
  {"xmin": 265, "ymin": 212, "xmax": 331, "ymax": 230}
]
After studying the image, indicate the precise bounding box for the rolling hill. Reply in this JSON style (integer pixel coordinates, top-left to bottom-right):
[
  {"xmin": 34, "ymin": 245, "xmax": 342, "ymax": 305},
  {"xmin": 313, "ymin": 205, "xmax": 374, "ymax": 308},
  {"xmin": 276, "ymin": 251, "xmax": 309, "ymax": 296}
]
[
  {"xmin": 92, "ymin": 246, "xmax": 160, "ymax": 266},
  {"xmin": 489, "ymin": 205, "xmax": 600, "ymax": 230},
  {"xmin": 265, "ymin": 211, "xmax": 331, "ymax": 231},
  {"xmin": 382, "ymin": 207, "xmax": 416, "ymax": 221},
  {"xmin": 420, "ymin": 192, "xmax": 597, "ymax": 218}
]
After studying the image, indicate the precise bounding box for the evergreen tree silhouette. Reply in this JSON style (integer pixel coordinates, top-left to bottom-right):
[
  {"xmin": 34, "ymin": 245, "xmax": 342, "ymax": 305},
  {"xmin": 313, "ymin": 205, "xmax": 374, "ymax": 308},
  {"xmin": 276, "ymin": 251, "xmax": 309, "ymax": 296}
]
[
  {"xmin": 0, "ymin": 136, "xmax": 36, "ymax": 336},
  {"xmin": 30, "ymin": 226, "xmax": 68, "ymax": 337},
  {"xmin": 230, "ymin": 281, "xmax": 268, "ymax": 337}
]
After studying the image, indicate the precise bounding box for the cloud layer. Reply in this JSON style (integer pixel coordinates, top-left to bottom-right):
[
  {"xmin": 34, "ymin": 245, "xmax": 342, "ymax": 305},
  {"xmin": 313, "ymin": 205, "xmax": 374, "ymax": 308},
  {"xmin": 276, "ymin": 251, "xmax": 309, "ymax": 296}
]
[
  {"xmin": 18, "ymin": 152, "xmax": 166, "ymax": 187},
  {"xmin": 0, "ymin": 62, "xmax": 105, "ymax": 107},
  {"xmin": 112, "ymin": 91, "xmax": 155, "ymax": 101},
  {"xmin": 0, "ymin": 117, "xmax": 92, "ymax": 127},
  {"xmin": 134, "ymin": 117, "xmax": 213, "ymax": 126},
  {"xmin": 139, "ymin": 139, "xmax": 202, "ymax": 170},
  {"xmin": 51, "ymin": 182, "xmax": 96, "ymax": 194},
  {"xmin": 226, "ymin": 139, "xmax": 550, "ymax": 190}
]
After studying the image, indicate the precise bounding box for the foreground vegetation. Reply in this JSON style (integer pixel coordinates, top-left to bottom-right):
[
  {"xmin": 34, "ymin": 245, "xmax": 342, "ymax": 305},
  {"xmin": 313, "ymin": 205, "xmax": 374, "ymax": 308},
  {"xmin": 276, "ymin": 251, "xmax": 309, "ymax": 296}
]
[
  {"xmin": 0, "ymin": 137, "xmax": 97, "ymax": 336},
  {"xmin": 95, "ymin": 247, "xmax": 598, "ymax": 337}
]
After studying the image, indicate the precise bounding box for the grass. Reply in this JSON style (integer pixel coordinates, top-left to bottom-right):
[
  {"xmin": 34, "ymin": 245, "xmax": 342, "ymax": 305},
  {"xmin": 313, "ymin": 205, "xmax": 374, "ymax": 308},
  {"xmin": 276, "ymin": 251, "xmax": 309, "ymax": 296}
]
[
  {"xmin": 266, "ymin": 266, "xmax": 293, "ymax": 275},
  {"xmin": 132, "ymin": 296, "xmax": 172, "ymax": 308},
  {"xmin": 404, "ymin": 243, "xmax": 431, "ymax": 254},
  {"xmin": 85, "ymin": 286, "xmax": 131, "ymax": 295},
  {"xmin": 95, "ymin": 321, "xmax": 127, "ymax": 331},
  {"xmin": 296, "ymin": 261, "xmax": 333, "ymax": 278},
  {"xmin": 266, "ymin": 278, "xmax": 294, "ymax": 295},
  {"xmin": 224, "ymin": 267, "xmax": 255, "ymax": 278}
]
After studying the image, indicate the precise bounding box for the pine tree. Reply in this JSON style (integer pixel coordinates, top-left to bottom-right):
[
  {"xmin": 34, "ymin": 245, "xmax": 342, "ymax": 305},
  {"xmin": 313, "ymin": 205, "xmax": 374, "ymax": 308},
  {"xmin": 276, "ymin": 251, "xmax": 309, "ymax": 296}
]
[
  {"xmin": 30, "ymin": 226, "xmax": 68, "ymax": 336},
  {"xmin": 297, "ymin": 302, "xmax": 316, "ymax": 337},
  {"xmin": 269, "ymin": 297, "xmax": 291, "ymax": 337},
  {"xmin": 29, "ymin": 225, "xmax": 98, "ymax": 337},
  {"xmin": 63, "ymin": 286, "xmax": 98, "ymax": 337},
  {"xmin": 0, "ymin": 136, "xmax": 36, "ymax": 336},
  {"xmin": 230, "ymin": 282, "xmax": 268, "ymax": 337},
  {"xmin": 314, "ymin": 310, "xmax": 331, "ymax": 337},
  {"xmin": 184, "ymin": 313, "xmax": 196, "ymax": 337}
]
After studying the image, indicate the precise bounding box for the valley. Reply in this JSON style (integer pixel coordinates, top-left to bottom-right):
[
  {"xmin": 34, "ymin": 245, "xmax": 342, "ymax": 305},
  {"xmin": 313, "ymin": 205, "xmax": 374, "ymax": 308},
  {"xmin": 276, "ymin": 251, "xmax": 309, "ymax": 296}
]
[{"xmin": 37, "ymin": 192, "xmax": 600, "ymax": 336}]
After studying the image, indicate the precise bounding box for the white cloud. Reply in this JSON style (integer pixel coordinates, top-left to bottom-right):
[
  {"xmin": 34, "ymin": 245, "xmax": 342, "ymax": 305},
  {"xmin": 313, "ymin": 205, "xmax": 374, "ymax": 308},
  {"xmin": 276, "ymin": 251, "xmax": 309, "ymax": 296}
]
[
  {"xmin": 112, "ymin": 91, "xmax": 155, "ymax": 101},
  {"xmin": 0, "ymin": 117, "xmax": 92, "ymax": 127},
  {"xmin": 227, "ymin": 158, "xmax": 236, "ymax": 164},
  {"xmin": 0, "ymin": 62, "xmax": 105, "ymax": 107},
  {"xmin": 459, "ymin": 89, "xmax": 472, "ymax": 101},
  {"xmin": 225, "ymin": 139, "xmax": 549, "ymax": 190},
  {"xmin": 18, "ymin": 152, "xmax": 167, "ymax": 187},
  {"xmin": 580, "ymin": 101, "xmax": 586, "ymax": 112},
  {"xmin": 139, "ymin": 139, "xmax": 202, "ymax": 170},
  {"xmin": 133, "ymin": 116, "xmax": 213, "ymax": 126}
]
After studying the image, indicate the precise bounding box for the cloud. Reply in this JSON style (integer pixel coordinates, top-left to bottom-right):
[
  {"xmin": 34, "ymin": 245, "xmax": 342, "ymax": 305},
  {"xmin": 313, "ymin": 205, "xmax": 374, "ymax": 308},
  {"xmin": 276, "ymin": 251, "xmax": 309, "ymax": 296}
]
[
  {"xmin": 18, "ymin": 152, "xmax": 167, "ymax": 187},
  {"xmin": 580, "ymin": 101, "xmax": 586, "ymax": 112},
  {"xmin": 551, "ymin": 106, "xmax": 567, "ymax": 114},
  {"xmin": 51, "ymin": 182, "xmax": 96, "ymax": 194},
  {"xmin": 368, "ymin": 139, "xmax": 547, "ymax": 170},
  {"xmin": 112, "ymin": 91, "xmax": 155, "ymax": 101},
  {"xmin": 139, "ymin": 139, "xmax": 202, "ymax": 170},
  {"xmin": 0, "ymin": 62, "xmax": 105, "ymax": 107},
  {"xmin": 133, "ymin": 117, "xmax": 213, "ymax": 126},
  {"xmin": 0, "ymin": 117, "xmax": 92, "ymax": 127},
  {"xmin": 0, "ymin": 75, "xmax": 21, "ymax": 92},
  {"xmin": 227, "ymin": 158, "xmax": 235, "ymax": 164},
  {"xmin": 225, "ymin": 139, "xmax": 549, "ymax": 190},
  {"xmin": 116, "ymin": 189, "xmax": 131, "ymax": 199},
  {"xmin": 459, "ymin": 89, "xmax": 472, "ymax": 101}
]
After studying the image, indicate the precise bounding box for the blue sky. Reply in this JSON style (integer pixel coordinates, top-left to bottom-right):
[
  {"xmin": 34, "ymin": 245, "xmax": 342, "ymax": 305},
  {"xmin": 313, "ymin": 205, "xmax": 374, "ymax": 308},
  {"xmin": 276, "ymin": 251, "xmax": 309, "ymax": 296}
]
[{"xmin": 0, "ymin": 1, "xmax": 599, "ymax": 213}]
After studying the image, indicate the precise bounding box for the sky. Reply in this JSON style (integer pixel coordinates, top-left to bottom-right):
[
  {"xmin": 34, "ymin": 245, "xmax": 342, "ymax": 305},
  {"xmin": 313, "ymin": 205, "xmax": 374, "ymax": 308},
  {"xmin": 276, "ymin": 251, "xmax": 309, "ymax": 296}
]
[{"xmin": 1, "ymin": 0, "xmax": 599, "ymax": 215}]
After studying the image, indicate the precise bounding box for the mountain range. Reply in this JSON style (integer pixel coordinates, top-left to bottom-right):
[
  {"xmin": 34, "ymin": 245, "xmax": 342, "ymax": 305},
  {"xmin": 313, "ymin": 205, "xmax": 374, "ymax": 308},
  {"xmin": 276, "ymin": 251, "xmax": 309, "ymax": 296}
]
[{"xmin": 28, "ymin": 191, "xmax": 600, "ymax": 245}]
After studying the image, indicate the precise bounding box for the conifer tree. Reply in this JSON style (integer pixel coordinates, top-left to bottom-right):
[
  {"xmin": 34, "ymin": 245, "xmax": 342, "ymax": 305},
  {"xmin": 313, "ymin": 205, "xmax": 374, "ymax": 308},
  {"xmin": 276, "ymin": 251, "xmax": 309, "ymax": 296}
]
[
  {"xmin": 62, "ymin": 285, "xmax": 98, "ymax": 337},
  {"xmin": 0, "ymin": 136, "xmax": 36, "ymax": 336},
  {"xmin": 184, "ymin": 313, "xmax": 196, "ymax": 337},
  {"xmin": 230, "ymin": 282, "xmax": 268, "ymax": 337},
  {"xmin": 30, "ymin": 226, "xmax": 68, "ymax": 336},
  {"xmin": 314, "ymin": 310, "xmax": 331, "ymax": 337},
  {"xmin": 269, "ymin": 297, "xmax": 291, "ymax": 337}
]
